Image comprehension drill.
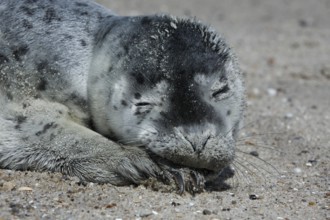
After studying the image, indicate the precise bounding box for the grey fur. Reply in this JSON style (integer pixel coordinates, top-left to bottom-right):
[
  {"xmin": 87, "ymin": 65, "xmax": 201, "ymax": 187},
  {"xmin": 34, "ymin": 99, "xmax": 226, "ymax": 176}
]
[{"xmin": 0, "ymin": 0, "xmax": 245, "ymax": 189}]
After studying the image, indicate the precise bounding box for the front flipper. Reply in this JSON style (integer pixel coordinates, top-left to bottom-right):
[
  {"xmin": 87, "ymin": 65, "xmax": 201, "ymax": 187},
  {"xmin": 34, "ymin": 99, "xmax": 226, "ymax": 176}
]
[
  {"xmin": 0, "ymin": 99, "xmax": 162, "ymax": 185},
  {"xmin": 145, "ymin": 154, "xmax": 221, "ymax": 194}
]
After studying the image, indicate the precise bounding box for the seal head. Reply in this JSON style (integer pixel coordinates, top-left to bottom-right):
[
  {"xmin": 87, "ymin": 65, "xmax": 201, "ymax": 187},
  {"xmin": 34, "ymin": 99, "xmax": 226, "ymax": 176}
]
[{"xmin": 88, "ymin": 15, "xmax": 245, "ymax": 172}]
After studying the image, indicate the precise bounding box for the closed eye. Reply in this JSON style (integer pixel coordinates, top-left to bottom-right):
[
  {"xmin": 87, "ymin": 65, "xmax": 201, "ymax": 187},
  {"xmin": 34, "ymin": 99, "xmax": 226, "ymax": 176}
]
[
  {"xmin": 135, "ymin": 102, "xmax": 151, "ymax": 107},
  {"xmin": 212, "ymin": 84, "xmax": 230, "ymax": 98}
]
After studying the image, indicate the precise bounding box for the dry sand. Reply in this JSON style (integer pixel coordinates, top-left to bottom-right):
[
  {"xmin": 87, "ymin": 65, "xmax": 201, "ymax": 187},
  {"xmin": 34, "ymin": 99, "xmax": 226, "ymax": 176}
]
[{"xmin": 1, "ymin": 0, "xmax": 329, "ymax": 219}]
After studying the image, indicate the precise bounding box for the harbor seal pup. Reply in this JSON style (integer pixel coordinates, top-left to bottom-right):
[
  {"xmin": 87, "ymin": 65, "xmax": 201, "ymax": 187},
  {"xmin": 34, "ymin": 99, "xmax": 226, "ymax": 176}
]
[{"xmin": 0, "ymin": 0, "xmax": 245, "ymax": 192}]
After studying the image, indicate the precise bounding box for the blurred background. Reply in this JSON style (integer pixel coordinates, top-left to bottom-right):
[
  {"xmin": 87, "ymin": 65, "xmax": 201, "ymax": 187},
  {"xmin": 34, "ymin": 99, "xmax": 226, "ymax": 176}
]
[{"xmin": 96, "ymin": 0, "xmax": 330, "ymax": 90}]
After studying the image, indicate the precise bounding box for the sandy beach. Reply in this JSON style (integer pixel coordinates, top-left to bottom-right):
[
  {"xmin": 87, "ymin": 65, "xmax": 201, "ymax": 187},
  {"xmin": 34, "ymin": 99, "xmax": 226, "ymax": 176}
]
[{"xmin": 1, "ymin": 0, "xmax": 329, "ymax": 219}]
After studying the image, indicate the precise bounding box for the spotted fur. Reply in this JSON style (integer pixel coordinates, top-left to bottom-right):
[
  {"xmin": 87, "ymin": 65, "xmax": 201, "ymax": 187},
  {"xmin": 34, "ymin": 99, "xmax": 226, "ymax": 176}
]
[{"xmin": 0, "ymin": 0, "xmax": 245, "ymax": 188}]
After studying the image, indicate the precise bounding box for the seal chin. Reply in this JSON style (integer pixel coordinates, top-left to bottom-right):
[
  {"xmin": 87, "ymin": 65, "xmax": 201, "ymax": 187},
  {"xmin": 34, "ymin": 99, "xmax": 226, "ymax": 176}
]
[{"xmin": 146, "ymin": 134, "xmax": 235, "ymax": 172}]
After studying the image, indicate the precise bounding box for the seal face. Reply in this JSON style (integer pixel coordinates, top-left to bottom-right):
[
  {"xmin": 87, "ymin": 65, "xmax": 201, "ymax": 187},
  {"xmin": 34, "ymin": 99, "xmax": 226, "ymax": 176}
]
[
  {"xmin": 88, "ymin": 16, "xmax": 245, "ymax": 171},
  {"xmin": 0, "ymin": 0, "xmax": 245, "ymax": 188}
]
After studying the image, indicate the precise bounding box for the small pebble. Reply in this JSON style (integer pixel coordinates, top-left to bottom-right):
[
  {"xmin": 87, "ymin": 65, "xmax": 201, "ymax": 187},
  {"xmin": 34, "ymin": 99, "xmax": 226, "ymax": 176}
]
[
  {"xmin": 150, "ymin": 35, "xmax": 158, "ymax": 40},
  {"xmin": 105, "ymin": 203, "xmax": 116, "ymax": 209},
  {"xmin": 325, "ymin": 192, "xmax": 330, "ymax": 198},
  {"xmin": 252, "ymin": 88, "xmax": 260, "ymax": 96},
  {"xmin": 298, "ymin": 19, "xmax": 308, "ymax": 27},
  {"xmin": 308, "ymin": 201, "xmax": 316, "ymax": 206},
  {"xmin": 171, "ymin": 201, "xmax": 180, "ymax": 206},
  {"xmin": 18, "ymin": 186, "xmax": 33, "ymax": 191},
  {"xmin": 305, "ymin": 162, "xmax": 312, "ymax": 167},
  {"xmin": 249, "ymin": 151, "xmax": 259, "ymax": 157},
  {"xmin": 267, "ymin": 88, "xmax": 277, "ymax": 97},
  {"xmin": 308, "ymin": 159, "xmax": 317, "ymax": 165},
  {"xmin": 249, "ymin": 194, "xmax": 260, "ymax": 200},
  {"xmin": 170, "ymin": 22, "xmax": 177, "ymax": 29},
  {"xmin": 285, "ymin": 113, "xmax": 293, "ymax": 119},
  {"xmin": 293, "ymin": 167, "xmax": 302, "ymax": 174},
  {"xmin": 137, "ymin": 212, "xmax": 153, "ymax": 218},
  {"xmin": 203, "ymin": 209, "xmax": 212, "ymax": 215},
  {"xmin": 267, "ymin": 57, "xmax": 275, "ymax": 66},
  {"xmin": 320, "ymin": 67, "xmax": 330, "ymax": 79},
  {"xmin": 2, "ymin": 181, "xmax": 16, "ymax": 191}
]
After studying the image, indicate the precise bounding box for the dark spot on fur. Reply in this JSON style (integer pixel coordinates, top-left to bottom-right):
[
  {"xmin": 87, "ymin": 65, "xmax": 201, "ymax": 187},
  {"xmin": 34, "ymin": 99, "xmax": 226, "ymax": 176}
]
[
  {"xmin": 36, "ymin": 122, "xmax": 57, "ymax": 136},
  {"xmin": 17, "ymin": 115, "xmax": 27, "ymax": 124},
  {"xmin": 70, "ymin": 141, "xmax": 80, "ymax": 149},
  {"xmin": 122, "ymin": 44, "xmax": 129, "ymax": 54},
  {"xmin": 133, "ymin": 72, "xmax": 145, "ymax": 85},
  {"xmin": 25, "ymin": 0, "xmax": 38, "ymax": 3},
  {"xmin": 37, "ymin": 78, "xmax": 48, "ymax": 91},
  {"xmin": 121, "ymin": 100, "xmax": 127, "ymax": 106},
  {"xmin": 75, "ymin": 2, "xmax": 88, "ymax": 7},
  {"xmin": 44, "ymin": 8, "xmax": 61, "ymax": 23},
  {"xmin": 159, "ymin": 111, "xmax": 169, "ymax": 120},
  {"xmin": 33, "ymin": 94, "xmax": 41, "ymax": 99},
  {"xmin": 80, "ymin": 39, "xmax": 87, "ymax": 47},
  {"xmin": 113, "ymin": 105, "xmax": 118, "ymax": 110},
  {"xmin": 80, "ymin": 11, "xmax": 88, "ymax": 16},
  {"xmin": 64, "ymin": 35, "xmax": 74, "ymax": 40},
  {"xmin": 50, "ymin": 133, "xmax": 56, "ymax": 141},
  {"xmin": 0, "ymin": 54, "xmax": 9, "ymax": 65},
  {"xmin": 21, "ymin": 137, "xmax": 29, "ymax": 142},
  {"xmin": 73, "ymin": 8, "xmax": 88, "ymax": 16},
  {"xmin": 14, "ymin": 115, "xmax": 27, "ymax": 130},
  {"xmin": 37, "ymin": 61, "xmax": 48, "ymax": 72},
  {"xmin": 22, "ymin": 19, "xmax": 33, "ymax": 29},
  {"xmin": 6, "ymin": 92, "xmax": 13, "ymax": 100},
  {"xmin": 20, "ymin": 6, "xmax": 36, "ymax": 16},
  {"xmin": 66, "ymin": 93, "xmax": 88, "ymax": 110},
  {"xmin": 116, "ymin": 51, "xmax": 123, "ymax": 59},
  {"xmin": 227, "ymin": 110, "xmax": 231, "ymax": 116},
  {"xmin": 141, "ymin": 17, "xmax": 152, "ymax": 26},
  {"xmin": 134, "ymin": 93, "xmax": 141, "ymax": 99},
  {"xmin": 12, "ymin": 45, "xmax": 29, "ymax": 61},
  {"xmin": 96, "ymin": 12, "xmax": 104, "ymax": 20},
  {"xmin": 126, "ymin": 129, "xmax": 131, "ymax": 134}
]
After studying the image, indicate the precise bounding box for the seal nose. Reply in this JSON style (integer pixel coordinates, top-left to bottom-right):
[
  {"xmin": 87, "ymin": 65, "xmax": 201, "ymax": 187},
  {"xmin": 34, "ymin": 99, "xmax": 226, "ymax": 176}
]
[
  {"xmin": 174, "ymin": 126, "xmax": 215, "ymax": 153},
  {"xmin": 190, "ymin": 135, "xmax": 211, "ymax": 153}
]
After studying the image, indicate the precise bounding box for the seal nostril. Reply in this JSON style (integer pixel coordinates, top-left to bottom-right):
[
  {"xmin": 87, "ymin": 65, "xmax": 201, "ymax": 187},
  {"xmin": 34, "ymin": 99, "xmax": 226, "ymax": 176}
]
[{"xmin": 202, "ymin": 135, "xmax": 211, "ymax": 149}]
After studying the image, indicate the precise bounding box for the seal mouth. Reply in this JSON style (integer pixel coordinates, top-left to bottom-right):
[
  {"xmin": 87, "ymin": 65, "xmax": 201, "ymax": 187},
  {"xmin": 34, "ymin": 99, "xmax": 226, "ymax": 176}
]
[{"xmin": 146, "ymin": 134, "xmax": 236, "ymax": 172}]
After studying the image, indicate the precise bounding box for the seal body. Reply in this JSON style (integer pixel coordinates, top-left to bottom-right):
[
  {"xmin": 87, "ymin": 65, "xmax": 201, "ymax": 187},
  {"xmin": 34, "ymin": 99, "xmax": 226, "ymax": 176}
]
[{"xmin": 0, "ymin": 0, "xmax": 245, "ymax": 188}]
